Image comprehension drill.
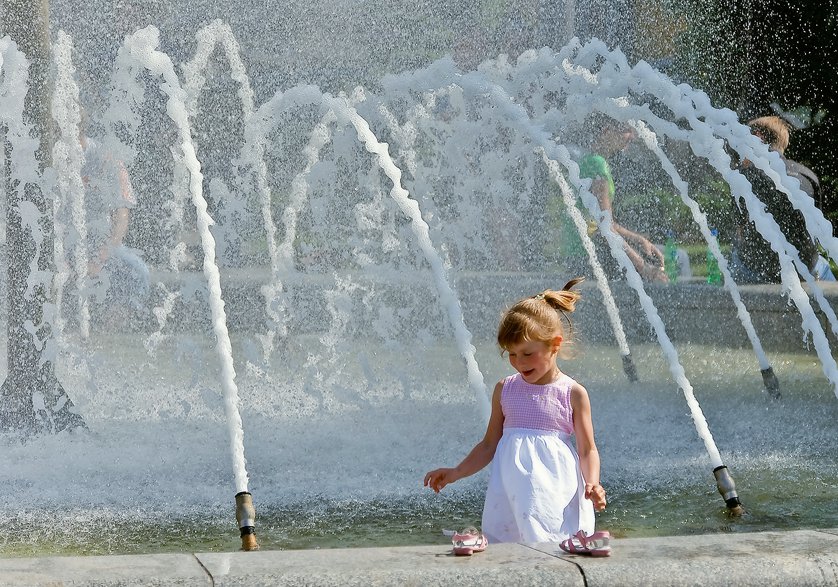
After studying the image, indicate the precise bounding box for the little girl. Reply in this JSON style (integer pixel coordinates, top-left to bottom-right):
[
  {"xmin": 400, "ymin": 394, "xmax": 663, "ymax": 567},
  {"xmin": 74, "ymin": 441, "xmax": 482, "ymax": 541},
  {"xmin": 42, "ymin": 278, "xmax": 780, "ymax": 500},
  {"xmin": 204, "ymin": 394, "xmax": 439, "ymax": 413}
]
[{"xmin": 424, "ymin": 278, "xmax": 607, "ymax": 544}]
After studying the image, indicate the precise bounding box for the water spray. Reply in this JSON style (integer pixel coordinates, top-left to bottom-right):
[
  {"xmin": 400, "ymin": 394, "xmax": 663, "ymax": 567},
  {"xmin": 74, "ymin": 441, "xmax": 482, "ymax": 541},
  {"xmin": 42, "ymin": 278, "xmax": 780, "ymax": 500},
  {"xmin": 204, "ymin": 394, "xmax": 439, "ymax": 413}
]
[
  {"xmin": 444, "ymin": 54, "xmax": 753, "ymax": 517},
  {"xmin": 326, "ymin": 94, "xmax": 491, "ymax": 424},
  {"xmin": 119, "ymin": 27, "xmax": 259, "ymax": 547},
  {"xmin": 235, "ymin": 491, "xmax": 259, "ymax": 550},
  {"xmin": 540, "ymin": 154, "xmax": 638, "ymax": 385},
  {"xmin": 713, "ymin": 466, "xmax": 744, "ymax": 516}
]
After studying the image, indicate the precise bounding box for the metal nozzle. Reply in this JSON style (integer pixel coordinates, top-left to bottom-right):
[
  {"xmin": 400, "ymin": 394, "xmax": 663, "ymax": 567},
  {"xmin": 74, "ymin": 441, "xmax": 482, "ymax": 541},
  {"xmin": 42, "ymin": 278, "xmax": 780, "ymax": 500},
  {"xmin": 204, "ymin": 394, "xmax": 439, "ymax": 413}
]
[
  {"xmin": 235, "ymin": 491, "xmax": 259, "ymax": 551},
  {"xmin": 713, "ymin": 465, "xmax": 744, "ymax": 516},
  {"xmin": 621, "ymin": 353, "xmax": 639, "ymax": 383},
  {"xmin": 760, "ymin": 367, "xmax": 781, "ymax": 400}
]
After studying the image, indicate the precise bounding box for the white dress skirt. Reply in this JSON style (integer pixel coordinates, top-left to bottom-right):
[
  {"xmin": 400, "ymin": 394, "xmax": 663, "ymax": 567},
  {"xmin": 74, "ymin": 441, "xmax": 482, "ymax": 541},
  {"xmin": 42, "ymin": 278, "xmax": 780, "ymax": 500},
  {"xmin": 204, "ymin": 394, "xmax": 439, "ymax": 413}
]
[{"xmin": 481, "ymin": 427, "xmax": 595, "ymax": 543}]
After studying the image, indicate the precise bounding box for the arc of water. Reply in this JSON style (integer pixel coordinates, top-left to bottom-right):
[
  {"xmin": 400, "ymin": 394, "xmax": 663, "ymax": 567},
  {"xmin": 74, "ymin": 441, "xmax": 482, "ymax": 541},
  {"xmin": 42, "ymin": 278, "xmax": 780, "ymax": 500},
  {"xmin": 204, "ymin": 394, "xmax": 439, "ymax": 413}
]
[
  {"xmin": 181, "ymin": 20, "xmax": 255, "ymax": 126},
  {"xmin": 379, "ymin": 60, "xmax": 638, "ymax": 381},
  {"xmin": 372, "ymin": 87, "xmax": 495, "ymax": 269},
  {"xmin": 628, "ymin": 120, "xmax": 773, "ymax": 369},
  {"xmin": 141, "ymin": 22, "xmax": 255, "ymax": 352},
  {"xmin": 371, "ymin": 95, "xmax": 475, "ymax": 272},
  {"xmin": 443, "ymin": 67, "xmax": 728, "ymax": 472},
  {"xmin": 120, "ymin": 26, "xmax": 250, "ymax": 493},
  {"xmin": 181, "ymin": 20, "xmax": 265, "ymax": 281},
  {"xmin": 539, "ymin": 152, "xmax": 635, "ymax": 369},
  {"xmin": 143, "ymin": 20, "xmax": 265, "ymax": 354},
  {"xmin": 97, "ymin": 29, "xmax": 188, "ymax": 354},
  {"xmin": 599, "ymin": 54, "xmax": 838, "ymax": 397},
  {"xmin": 371, "ymin": 93, "xmax": 437, "ymax": 180},
  {"xmin": 182, "ymin": 20, "xmax": 283, "ymax": 357},
  {"xmin": 570, "ymin": 153, "xmax": 726, "ymax": 466},
  {"xmin": 180, "ymin": 21, "xmax": 344, "ymax": 359},
  {"xmin": 262, "ymin": 109, "xmax": 337, "ymax": 327},
  {"xmin": 544, "ymin": 39, "xmax": 838, "ymax": 397},
  {"xmin": 244, "ymin": 86, "xmax": 335, "ymax": 357},
  {"xmin": 51, "ymin": 31, "xmax": 91, "ymax": 340},
  {"xmin": 323, "ymin": 93, "xmax": 491, "ymax": 423},
  {"xmin": 0, "ymin": 39, "xmax": 61, "ymax": 358}
]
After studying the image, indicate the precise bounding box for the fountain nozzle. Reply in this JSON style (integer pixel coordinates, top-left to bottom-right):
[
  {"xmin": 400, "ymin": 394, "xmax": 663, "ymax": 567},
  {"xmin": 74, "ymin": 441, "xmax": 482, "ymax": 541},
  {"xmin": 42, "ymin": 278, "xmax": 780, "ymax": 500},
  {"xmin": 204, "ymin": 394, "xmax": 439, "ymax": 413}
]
[
  {"xmin": 235, "ymin": 491, "xmax": 259, "ymax": 551},
  {"xmin": 760, "ymin": 367, "xmax": 781, "ymax": 400},
  {"xmin": 621, "ymin": 353, "xmax": 639, "ymax": 383},
  {"xmin": 713, "ymin": 465, "xmax": 744, "ymax": 516}
]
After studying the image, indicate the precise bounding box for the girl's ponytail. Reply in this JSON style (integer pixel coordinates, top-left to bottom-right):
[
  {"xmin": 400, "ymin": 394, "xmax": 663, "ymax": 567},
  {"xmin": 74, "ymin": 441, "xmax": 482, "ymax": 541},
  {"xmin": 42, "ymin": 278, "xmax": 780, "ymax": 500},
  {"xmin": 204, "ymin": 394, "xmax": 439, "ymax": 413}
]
[
  {"xmin": 498, "ymin": 277, "xmax": 584, "ymax": 352},
  {"xmin": 535, "ymin": 276, "xmax": 583, "ymax": 313}
]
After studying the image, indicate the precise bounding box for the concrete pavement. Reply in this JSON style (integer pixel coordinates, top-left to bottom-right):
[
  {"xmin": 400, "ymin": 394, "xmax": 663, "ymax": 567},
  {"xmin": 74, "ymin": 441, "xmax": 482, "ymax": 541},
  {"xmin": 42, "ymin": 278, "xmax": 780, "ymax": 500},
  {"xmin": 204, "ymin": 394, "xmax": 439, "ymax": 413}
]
[{"xmin": 1, "ymin": 528, "xmax": 836, "ymax": 586}]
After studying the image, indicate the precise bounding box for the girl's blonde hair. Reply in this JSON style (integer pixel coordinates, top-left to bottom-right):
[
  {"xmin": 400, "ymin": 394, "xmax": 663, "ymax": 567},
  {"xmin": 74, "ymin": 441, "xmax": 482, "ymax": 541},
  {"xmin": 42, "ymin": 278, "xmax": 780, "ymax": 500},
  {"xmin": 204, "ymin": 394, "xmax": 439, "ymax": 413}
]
[{"xmin": 497, "ymin": 277, "xmax": 583, "ymax": 356}]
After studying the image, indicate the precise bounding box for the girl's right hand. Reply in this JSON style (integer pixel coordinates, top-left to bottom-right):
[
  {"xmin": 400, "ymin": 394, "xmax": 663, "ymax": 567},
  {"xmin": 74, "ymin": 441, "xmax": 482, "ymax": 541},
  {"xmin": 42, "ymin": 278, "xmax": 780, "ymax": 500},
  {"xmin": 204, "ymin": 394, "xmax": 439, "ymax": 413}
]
[{"xmin": 423, "ymin": 468, "xmax": 456, "ymax": 493}]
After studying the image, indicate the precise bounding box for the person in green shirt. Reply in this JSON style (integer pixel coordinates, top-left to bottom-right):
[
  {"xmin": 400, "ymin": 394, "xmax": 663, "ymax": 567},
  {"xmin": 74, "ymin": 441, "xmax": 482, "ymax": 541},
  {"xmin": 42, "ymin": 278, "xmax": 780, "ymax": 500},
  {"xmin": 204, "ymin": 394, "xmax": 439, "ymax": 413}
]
[{"xmin": 550, "ymin": 116, "xmax": 667, "ymax": 282}]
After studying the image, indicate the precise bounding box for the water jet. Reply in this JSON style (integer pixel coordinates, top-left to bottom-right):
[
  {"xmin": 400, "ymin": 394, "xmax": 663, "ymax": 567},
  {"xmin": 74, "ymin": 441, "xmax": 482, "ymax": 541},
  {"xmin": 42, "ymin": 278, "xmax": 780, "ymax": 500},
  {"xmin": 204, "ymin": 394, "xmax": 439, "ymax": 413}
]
[{"xmin": 0, "ymin": 1, "xmax": 834, "ymax": 555}]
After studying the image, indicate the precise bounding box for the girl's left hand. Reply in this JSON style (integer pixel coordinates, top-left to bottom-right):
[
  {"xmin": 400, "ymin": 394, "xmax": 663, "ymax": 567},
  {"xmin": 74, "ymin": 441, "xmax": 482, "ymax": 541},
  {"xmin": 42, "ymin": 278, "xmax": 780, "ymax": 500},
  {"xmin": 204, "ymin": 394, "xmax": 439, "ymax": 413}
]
[{"xmin": 585, "ymin": 483, "xmax": 607, "ymax": 511}]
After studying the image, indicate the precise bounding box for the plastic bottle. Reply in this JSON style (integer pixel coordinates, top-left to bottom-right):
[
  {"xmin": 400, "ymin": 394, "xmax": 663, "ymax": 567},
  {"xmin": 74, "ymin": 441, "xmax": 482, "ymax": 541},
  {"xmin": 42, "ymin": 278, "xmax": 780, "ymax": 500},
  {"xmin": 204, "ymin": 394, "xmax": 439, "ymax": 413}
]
[
  {"xmin": 664, "ymin": 232, "xmax": 679, "ymax": 283},
  {"xmin": 706, "ymin": 228, "xmax": 722, "ymax": 285}
]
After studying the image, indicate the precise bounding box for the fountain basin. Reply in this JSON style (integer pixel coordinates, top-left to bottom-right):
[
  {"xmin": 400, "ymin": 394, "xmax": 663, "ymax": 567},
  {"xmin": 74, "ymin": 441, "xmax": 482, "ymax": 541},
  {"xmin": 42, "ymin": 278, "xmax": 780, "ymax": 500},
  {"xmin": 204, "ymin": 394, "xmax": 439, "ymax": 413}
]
[{"xmin": 1, "ymin": 328, "xmax": 834, "ymax": 556}]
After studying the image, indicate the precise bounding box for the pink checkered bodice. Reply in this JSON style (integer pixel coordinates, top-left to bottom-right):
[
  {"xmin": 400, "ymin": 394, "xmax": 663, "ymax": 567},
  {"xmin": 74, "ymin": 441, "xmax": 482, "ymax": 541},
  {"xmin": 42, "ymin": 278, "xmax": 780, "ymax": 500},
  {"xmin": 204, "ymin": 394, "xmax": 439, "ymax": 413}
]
[{"xmin": 500, "ymin": 373, "xmax": 575, "ymax": 434}]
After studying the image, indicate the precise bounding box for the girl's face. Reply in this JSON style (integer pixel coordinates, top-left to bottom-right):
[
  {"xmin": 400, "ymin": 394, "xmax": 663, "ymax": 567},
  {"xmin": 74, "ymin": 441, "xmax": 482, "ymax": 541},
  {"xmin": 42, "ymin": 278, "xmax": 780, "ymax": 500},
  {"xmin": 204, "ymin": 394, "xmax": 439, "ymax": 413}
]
[{"xmin": 505, "ymin": 338, "xmax": 561, "ymax": 385}]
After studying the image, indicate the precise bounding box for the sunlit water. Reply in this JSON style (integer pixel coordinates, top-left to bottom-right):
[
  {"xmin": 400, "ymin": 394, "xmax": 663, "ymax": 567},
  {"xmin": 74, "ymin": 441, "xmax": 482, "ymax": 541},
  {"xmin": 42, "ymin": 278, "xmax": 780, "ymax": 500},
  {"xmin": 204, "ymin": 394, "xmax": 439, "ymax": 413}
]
[
  {"xmin": 1, "ymin": 335, "xmax": 834, "ymax": 556},
  {"xmin": 1, "ymin": 16, "xmax": 836, "ymax": 559}
]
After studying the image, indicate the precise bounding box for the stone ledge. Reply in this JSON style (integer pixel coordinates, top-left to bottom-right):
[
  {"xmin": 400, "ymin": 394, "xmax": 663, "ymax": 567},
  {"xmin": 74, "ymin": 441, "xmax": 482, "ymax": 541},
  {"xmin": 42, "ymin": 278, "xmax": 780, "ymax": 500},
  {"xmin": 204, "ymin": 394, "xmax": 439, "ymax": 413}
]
[{"xmin": 0, "ymin": 528, "xmax": 835, "ymax": 587}]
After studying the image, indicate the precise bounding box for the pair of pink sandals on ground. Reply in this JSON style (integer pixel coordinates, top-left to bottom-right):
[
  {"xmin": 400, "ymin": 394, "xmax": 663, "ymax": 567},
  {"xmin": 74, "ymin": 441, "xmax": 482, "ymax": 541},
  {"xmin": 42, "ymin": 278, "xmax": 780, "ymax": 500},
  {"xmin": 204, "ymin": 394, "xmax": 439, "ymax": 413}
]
[{"xmin": 447, "ymin": 528, "xmax": 611, "ymax": 557}]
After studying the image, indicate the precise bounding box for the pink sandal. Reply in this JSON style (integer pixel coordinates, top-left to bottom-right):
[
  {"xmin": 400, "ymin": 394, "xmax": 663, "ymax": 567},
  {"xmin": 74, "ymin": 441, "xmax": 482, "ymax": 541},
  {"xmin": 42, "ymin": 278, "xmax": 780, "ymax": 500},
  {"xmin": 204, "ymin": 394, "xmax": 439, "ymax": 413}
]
[
  {"xmin": 451, "ymin": 527, "xmax": 488, "ymax": 556},
  {"xmin": 559, "ymin": 530, "xmax": 611, "ymax": 557}
]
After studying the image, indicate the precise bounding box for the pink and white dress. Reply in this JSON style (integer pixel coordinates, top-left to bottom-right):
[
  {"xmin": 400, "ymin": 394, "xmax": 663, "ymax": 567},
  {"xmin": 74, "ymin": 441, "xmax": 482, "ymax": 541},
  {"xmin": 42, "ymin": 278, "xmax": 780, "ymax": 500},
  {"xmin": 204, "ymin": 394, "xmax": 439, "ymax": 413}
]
[{"xmin": 482, "ymin": 372, "xmax": 595, "ymax": 543}]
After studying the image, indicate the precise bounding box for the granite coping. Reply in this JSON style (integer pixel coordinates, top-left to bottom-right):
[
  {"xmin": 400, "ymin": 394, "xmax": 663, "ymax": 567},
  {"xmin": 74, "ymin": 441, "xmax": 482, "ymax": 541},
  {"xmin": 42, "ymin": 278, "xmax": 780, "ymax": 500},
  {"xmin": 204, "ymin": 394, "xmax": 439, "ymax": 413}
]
[{"xmin": 1, "ymin": 528, "xmax": 836, "ymax": 586}]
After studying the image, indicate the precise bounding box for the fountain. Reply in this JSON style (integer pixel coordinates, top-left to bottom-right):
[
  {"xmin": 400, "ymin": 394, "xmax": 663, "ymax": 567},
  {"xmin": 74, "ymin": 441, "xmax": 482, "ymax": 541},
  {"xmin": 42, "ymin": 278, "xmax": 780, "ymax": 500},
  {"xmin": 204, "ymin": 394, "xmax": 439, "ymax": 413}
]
[{"xmin": 0, "ymin": 1, "xmax": 836, "ymax": 556}]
